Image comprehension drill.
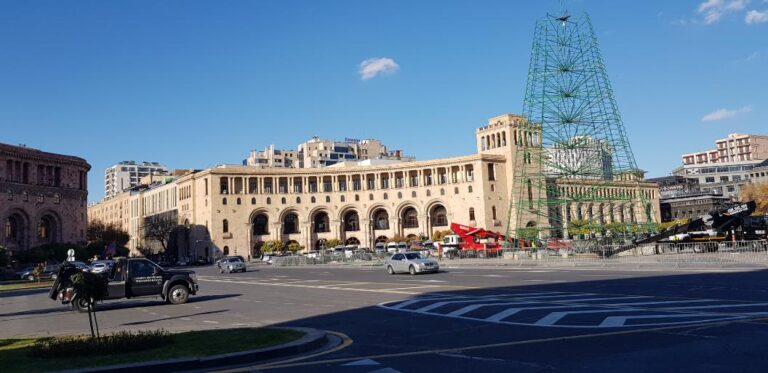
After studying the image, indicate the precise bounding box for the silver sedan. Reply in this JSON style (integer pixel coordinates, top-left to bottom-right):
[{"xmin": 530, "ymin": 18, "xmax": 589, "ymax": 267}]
[
  {"xmin": 385, "ymin": 252, "xmax": 440, "ymax": 275},
  {"xmin": 219, "ymin": 257, "xmax": 247, "ymax": 273}
]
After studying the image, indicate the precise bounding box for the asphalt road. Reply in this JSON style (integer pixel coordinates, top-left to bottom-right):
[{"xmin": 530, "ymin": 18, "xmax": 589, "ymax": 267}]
[{"xmin": 3, "ymin": 264, "xmax": 768, "ymax": 372}]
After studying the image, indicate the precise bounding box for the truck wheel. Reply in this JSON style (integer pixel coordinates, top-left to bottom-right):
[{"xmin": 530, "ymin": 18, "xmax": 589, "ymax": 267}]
[
  {"xmin": 72, "ymin": 297, "xmax": 91, "ymax": 313},
  {"xmin": 387, "ymin": 266, "xmax": 395, "ymax": 275},
  {"xmin": 167, "ymin": 284, "xmax": 190, "ymax": 305},
  {"xmin": 409, "ymin": 266, "xmax": 416, "ymax": 275}
]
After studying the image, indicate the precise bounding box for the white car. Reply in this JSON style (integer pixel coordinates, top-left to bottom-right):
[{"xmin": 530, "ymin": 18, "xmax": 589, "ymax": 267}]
[
  {"xmin": 89, "ymin": 260, "xmax": 114, "ymax": 274},
  {"xmin": 219, "ymin": 257, "xmax": 246, "ymax": 273},
  {"xmin": 384, "ymin": 252, "xmax": 440, "ymax": 275}
]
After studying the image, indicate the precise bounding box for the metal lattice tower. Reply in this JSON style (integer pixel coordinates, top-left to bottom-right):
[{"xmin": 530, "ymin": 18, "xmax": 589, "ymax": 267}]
[{"xmin": 507, "ymin": 11, "xmax": 655, "ymax": 242}]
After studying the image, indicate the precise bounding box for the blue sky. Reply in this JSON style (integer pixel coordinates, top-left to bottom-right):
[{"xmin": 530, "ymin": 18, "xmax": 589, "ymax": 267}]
[{"xmin": 1, "ymin": 0, "xmax": 766, "ymax": 202}]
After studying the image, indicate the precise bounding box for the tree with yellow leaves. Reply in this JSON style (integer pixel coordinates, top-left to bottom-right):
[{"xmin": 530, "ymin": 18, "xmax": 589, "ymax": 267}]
[{"xmin": 740, "ymin": 182, "xmax": 768, "ymax": 216}]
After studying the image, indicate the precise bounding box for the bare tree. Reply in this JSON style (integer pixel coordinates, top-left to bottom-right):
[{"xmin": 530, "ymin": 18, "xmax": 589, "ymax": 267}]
[{"xmin": 143, "ymin": 216, "xmax": 177, "ymax": 253}]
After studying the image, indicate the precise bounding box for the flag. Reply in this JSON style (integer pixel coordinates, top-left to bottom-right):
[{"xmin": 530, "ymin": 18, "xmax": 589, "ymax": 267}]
[{"xmin": 103, "ymin": 241, "xmax": 116, "ymax": 257}]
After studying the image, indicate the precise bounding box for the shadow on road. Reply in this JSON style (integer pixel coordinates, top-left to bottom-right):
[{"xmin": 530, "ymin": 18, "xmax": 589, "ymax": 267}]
[
  {"xmin": 121, "ymin": 309, "xmax": 229, "ymax": 326},
  {"xmin": 257, "ymin": 268, "xmax": 768, "ymax": 372}
]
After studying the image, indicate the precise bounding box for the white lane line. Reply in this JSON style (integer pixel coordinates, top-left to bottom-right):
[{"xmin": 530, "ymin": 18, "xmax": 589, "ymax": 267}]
[
  {"xmin": 536, "ymin": 309, "xmax": 636, "ymax": 326},
  {"xmin": 447, "ymin": 296, "xmax": 649, "ymax": 317},
  {"xmin": 199, "ymin": 278, "xmax": 423, "ymax": 295},
  {"xmin": 203, "ymin": 320, "xmax": 219, "ymax": 324},
  {"xmin": 599, "ymin": 314, "xmax": 740, "ymax": 328},
  {"xmin": 608, "ymin": 299, "xmax": 715, "ymax": 307},
  {"xmin": 487, "ymin": 305, "xmax": 594, "ymax": 322},
  {"xmin": 664, "ymin": 302, "xmax": 768, "ymax": 310}
]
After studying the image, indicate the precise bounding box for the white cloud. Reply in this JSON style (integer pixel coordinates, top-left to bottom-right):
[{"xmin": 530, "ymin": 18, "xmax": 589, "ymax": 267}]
[
  {"xmin": 698, "ymin": 0, "xmax": 751, "ymax": 24},
  {"xmin": 702, "ymin": 106, "xmax": 753, "ymax": 121},
  {"xmin": 359, "ymin": 58, "xmax": 399, "ymax": 81},
  {"xmin": 745, "ymin": 9, "xmax": 768, "ymax": 23}
]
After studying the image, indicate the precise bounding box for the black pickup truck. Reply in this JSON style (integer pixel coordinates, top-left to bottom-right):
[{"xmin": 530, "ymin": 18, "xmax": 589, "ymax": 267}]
[{"xmin": 49, "ymin": 257, "xmax": 199, "ymax": 312}]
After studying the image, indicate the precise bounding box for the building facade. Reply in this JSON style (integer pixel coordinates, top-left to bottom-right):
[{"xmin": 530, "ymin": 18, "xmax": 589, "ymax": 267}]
[
  {"xmin": 672, "ymin": 159, "xmax": 760, "ymax": 198},
  {"xmin": 682, "ymin": 133, "xmax": 768, "ymax": 166},
  {"xmin": 1, "ymin": 143, "xmax": 90, "ymax": 255},
  {"xmin": 90, "ymin": 114, "xmax": 661, "ymax": 259},
  {"xmin": 104, "ymin": 161, "xmax": 169, "ymax": 199},
  {"xmin": 244, "ymin": 137, "xmax": 413, "ymax": 168}
]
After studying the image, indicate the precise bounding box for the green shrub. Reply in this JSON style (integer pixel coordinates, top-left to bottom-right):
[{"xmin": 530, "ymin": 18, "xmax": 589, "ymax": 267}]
[{"xmin": 30, "ymin": 330, "xmax": 172, "ymax": 358}]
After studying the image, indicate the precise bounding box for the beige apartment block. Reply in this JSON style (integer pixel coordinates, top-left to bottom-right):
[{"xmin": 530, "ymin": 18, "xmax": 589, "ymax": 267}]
[
  {"xmin": 89, "ymin": 114, "xmax": 661, "ymax": 260},
  {"xmin": 682, "ymin": 133, "xmax": 768, "ymax": 166}
]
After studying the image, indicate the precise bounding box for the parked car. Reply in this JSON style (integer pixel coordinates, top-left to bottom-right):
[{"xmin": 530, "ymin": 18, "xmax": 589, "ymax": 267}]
[
  {"xmin": 386, "ymin": 242, "xmax": 398, "ymax": 253},
  {"xmin": 217, "ymin": 256, "xmax": 246, "ymax": 273},
  {"xmin": 19, "ymin": 265, "xmax": 61, "ymax": 281},
  {"xmin": 15, "ymin": 266, "xmax": 35, "ymax": 280},
  {"xmin": 384, "ymin": 252, "xmax": 440, "ymax": 275},
  {"xmin": 89, "ymin": 260, "xmax": 114, "ymax": 274}
]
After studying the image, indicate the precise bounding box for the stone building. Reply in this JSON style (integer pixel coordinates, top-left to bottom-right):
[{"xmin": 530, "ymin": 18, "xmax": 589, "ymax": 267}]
[
  {"xmin": 90, "ymin": 113, "xmax": 661, "ymax": 260},
  {"xmin": 1, "ymin": 143, "xmax": 90, "ymax": 255}
]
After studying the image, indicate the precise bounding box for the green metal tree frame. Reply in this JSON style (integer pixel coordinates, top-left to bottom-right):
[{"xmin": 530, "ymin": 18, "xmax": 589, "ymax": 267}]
[{"xmin": 508, "ymin": 12, "xmax": 656, "ymax": 243}]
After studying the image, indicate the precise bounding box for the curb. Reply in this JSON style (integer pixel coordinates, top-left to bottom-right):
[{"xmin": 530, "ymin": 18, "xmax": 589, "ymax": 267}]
[{"xmin": 63, "ymin": 327, "xmax": 328, "ymax": 373}]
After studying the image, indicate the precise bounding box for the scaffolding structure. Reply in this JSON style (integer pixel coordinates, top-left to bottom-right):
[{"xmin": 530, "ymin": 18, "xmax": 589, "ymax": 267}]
[{"xmin": 508, "ymin": 12, "xmax": 656, "ymax": 242}]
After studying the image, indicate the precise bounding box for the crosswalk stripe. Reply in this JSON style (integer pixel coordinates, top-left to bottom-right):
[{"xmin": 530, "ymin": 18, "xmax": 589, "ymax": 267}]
[{"xmin": 487, "ymin": 305, "xmax": 594, "ymax": 322}]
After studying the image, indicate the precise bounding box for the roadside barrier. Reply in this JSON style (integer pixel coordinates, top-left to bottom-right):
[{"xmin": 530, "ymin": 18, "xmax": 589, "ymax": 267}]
[{"xmin": 263, "ymin": 240, "xmax": 768, "ymax": 269}]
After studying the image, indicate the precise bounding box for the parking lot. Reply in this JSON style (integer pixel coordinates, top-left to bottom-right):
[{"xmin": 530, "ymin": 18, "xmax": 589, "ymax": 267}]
[{"xmin": 3, "ymin": 264, "xmax": 768, "ymax": 372}]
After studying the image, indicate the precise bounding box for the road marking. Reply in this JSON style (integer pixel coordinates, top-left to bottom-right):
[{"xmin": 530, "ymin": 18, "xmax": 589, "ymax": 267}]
[
  {"xmin": 598, "ymin": 314, "xmax": 741, "ymax": 327},
  {"xmin": 203, "ymin": 320, "xmax": 219, "ymax": 324},
  {"xmin": 198, "ymin": 277, "xmax": 473, "ymax": 295},
  {"xmin": 230, "ymin": 317, "xmax": 768, "ymax": 370},
  {"xmin": 488, "ymin": 305, "xmax": 593, "ymax": 322},
  {"xmin": 380, "ymin": 291, "xmax": 768, "ymax": 328},
  {"xmin": 342, "ymin": 358, "xmax": 380, "ymax": 366}
]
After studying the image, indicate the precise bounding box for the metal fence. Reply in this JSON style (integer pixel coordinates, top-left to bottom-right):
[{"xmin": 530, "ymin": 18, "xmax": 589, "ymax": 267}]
[
  {"xmin": 260, "ymin": 240, "xmax": 768, "ymax": 269},
  {"xmin": 433, "ymin": 240, "xmax": 768, "ymax": 269}
]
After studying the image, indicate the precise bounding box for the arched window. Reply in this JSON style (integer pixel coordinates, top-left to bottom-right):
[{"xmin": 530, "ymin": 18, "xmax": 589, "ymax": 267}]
[
  {"xmin": 502, "ymin": 131, "xmax": 507, "ymax": 146},
  {"xmin": 426, "ymin": 190, "xmax": 431, "ymax": 197},
  {"xmin": 440, "ymin": 188, "xmax": 445, "ymax": 196},
  {"xmin": 431, "ymin": 206, "xmax": 448, "ymax": 227},
  {"xmin": 383, "ymin": 193, "xmax": 388, "ymax": 200},
  {"xmin": 253, "ymin": 214, "xmax": 269, "ymax": 235},
  {"xmin": 222, "ymin": 198, "xmax": 228, "ymax": 205},
  {"xmin": 369, "ymin": 194, "xmax": 374, "ymax": 201},
  {"xmin": 311, "ymin": 196, "xmax": 316, "ymax": 203},
  {"xmin": 403, "ymin": 207, "xmax": 418, "ymax": 228},
  {"xmin": 314, "ymin": 212, "xmax": 330, "ymax": 233},
  {"xmin": 283, "ymin": 213, "xmax": 299, "ymax": 234},
  {"xmin": 251, "ymin": 197, "xmax": 256, "ymax": 205},
  {"xmin": 344, "ymin": 211, "xmax": 360, "ymax": 231},
  {"xmin": 373, "ymin": 209, "xmax": 389, "ymax": 230},
  {"xmin": 296, "ymin": 197, "xmax": 301, "ymax": 204},
  {"xmin": 325, "ymin": 196, "xmax": 331, "ymax": 203},
  {"xmin": 468, "ymin": 185, "xmax": 473, "ymax": 193},
  {"xmin": 469, "ymin": 207, "xmax": 476, "ymax": 221},
  {"xmin": 223, "ymin": 219, "xmax": 229, "ymax": 233},
  {"xmin": 454, "ymin": 187, "xmax": 459, "ymax": 194},
  {"xmin": 266, "ymin": 197, "xmax": 271, "ymax": 204},
  {"xmin": 411, "ymin": 191, "xmax": 416, "ymax": 198},
  {"xmin": 492, "ymin": 206, "xmax": 497, "ymax": 220},
  {"xmin": 340, "ymin": 195, "xmax": 345, "ymax": 202},
  {"xmin": 237, "ymin": 198, "xmax": 242, "ymax": 205},
  {"xmin": 281, "ymin": 197, "xmax": 286, "ymax": 204},
  {"xmin": 355, "ymin": 194, "xmax": 360, "ymax": 201},
  {"xmin": 223, "ymin": 246, "xmax": 230, "ymax": 255},
  {"xmin": 527, "ymin": 179, "xmax": 533, "ymax": 209},
  {"xmin": 397, "ymin": 192, "xmax": 402, "ymax": 199},
  {"xmin": 481, "ymin": 136, "xmax": 486, "ymax": 150}
]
